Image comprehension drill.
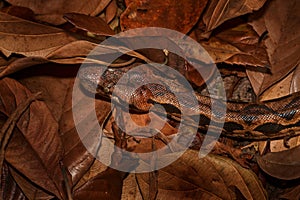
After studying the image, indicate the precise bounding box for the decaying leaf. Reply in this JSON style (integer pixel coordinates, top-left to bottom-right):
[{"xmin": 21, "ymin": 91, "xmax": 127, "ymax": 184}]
[
  {"xmin": 279, "ymin": 184, "xmax": 300, "ymax": 200},
  {"xmin": 200, "ymin": 23, "xmax": 269, "ymax": 67},
  {"xmin": 74, "ymin": 168, "xmax": 127, "ymax": 200},
  {"xmin": 257, "ymin": 145, "xmax": 300, "ymax": 180},
  {"xmin": 105, "ymin": 0, "xmax": 118, "ymax": 23},
  {"xmin": 10, "ymin": 167, "xmax": 55, "ymax": 200},
  {"xmin": 203, "ymin": 0, "xmax": 267, "ymax": 32},
  {"xmin": 64, "ymin": 13, "xmax": 115, "ymax": 36},
  {"xmin": 136, "ymin": 150, "xmax": 267, "ymax": 200},
  {"xmin": 256, "ymin": 64, "xmax": 300, "ymax": 101},
  {"xmin": 61, "ymin": 77, "xmax": 111, "ymax": 185},
  {"xmin": 248, "ymin": 0, "xmax": 300, "ymax": 94},
  {"xmin": 1, "ymin": 5, "xmax": 35, "ymax": 21},
  {"xmin": 121, "ymin": 173, "xmax": 143, "ymax": 200},
  {"xmin": 120, "ymin": 0, "xmax": 208, "ymax": 34},
  {"xmin": 0, "ymin": 12, "xmax": 77, "ymax": 57},
  {"xmin": 0, "ymin": 163, "xmax": 27, "ymax": 200},
  {"xmin": 6, "ymin": 0, "xmax": 111, "ymax": 25},
  {"xmin": 0, "ymin": 78, "xmax": 65, "ymax": 199},
  {"xmin": 0, "ymin": 57, "xmax": 48, "ymax": 78}
]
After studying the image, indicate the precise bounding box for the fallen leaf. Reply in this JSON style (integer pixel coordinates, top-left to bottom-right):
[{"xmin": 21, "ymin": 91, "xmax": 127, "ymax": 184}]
[
  {"xmin": 73, "ymin": 159, "xmax": 108, "ymax": 192},
  {"xmin": 269, "ymin": 136, "xmax": 300, "ymax": 153},
  {"xmin": 137, "ymin": 150, "xmax": 267, "ymax": 200},
  {"xmin": 9, "ymin": 166, "xmax": 55, "ymax": 200},
  {"xmin": 279, "ymin": 184, "xmax": 300, "ymax": 200},
  {"xmin": 64, "ymin": 13, "xmax": 115, "ymax": 36},
  {"xmin": 1, "ymin": 5, "xmax": 35, "ymax": 21},
  {"xmin": 121, "ymin": 173, "xmax": 143, "ymax": 200},
  {"xmin": 120, "ymin": 0, "xmax": 208, "ymax": 34},
  {"xmin": 7, "ymin": 0, "xmax": 111, "ymax": 25},
  {"xmin": 61, "ymin": 76, "xmax": 111, "ymax": 185},
  {"xmin": 200, "ymin": 23, "xmax": 269, "ymax": 67},
  {"xmin": 74, "ymin": 168, "xmax": 126, "ymax": 200},
  {"xmin": 105, "ymin": 0, "xmax": 118, "ymax": 24},
  {"xmin": 252, "ymin": 64, "xmax": 300, "ymax": 100},
  {"xmin": 0, "ymin": 163, "xmax": 27, "ymax": 200},
  {"xmin": 248, "ymin": 0, "xmax": 300, "ymax": 94},
  {"xmin": 0, "ymin": 12, "xmax": 77, "ymax": 58},
  {"xmin": 203, "ymin": 0, "xmax": 267, "ymax": 32},
  {"xmin": 0, "ymin": 78, "xmax": 65, "ymax": 199},
  {"xmin": 0, "ymin": 57, "xmax": 48, "ymax": 78},
  {"xmin": 257, "ymin": 145, "xmax": 300, "ymax": 180}
]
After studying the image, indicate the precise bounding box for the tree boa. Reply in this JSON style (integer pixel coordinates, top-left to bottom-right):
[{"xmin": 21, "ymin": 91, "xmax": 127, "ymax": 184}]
[{"xmin": 78, "ymin": 63, "xmax": 300, "ymax": 141}]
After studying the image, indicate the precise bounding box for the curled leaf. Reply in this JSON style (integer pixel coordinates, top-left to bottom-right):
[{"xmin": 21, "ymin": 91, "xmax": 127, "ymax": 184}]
[{"xmin": 257, "ymin": 145, "xmax": 300, "ymax": 180}]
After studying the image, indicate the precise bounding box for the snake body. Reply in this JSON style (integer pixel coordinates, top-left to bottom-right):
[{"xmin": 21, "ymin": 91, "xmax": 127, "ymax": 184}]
[{"xmin": 79, "ymin": 64, "xmax": 300, "ymax": 140}]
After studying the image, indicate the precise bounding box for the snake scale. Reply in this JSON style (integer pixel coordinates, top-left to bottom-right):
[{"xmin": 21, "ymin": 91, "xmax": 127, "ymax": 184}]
[{"xmin": 78, "ymin": 62, "xmax": 300, "ymax": 140}]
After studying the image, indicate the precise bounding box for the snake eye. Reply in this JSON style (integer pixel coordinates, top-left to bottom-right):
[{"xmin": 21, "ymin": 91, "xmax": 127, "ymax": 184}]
[{"xmin": 103, "ymin": 87, "xmax": 110, "ymax": 93}]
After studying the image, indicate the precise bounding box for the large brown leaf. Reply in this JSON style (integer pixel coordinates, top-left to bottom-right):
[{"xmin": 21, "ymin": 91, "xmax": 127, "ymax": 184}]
[
  {"xmin": 14, "ymin": 62, "xmax": 116, "ymax": 195},
  {"xmin": 120, "ymin": 0, "xmax": 208, "ymax": 34},
  {"xmin": 136, "ymin": 150, "xmax": 267, "ymax": 200},
  {"xmin": 0, "ymin": 12, "xmax": 77, "ymax": 57},
  {"xmin": 14, "ymin": 63, "xmax": 110, "ymax": 187},
  {"xmin": 200, "ymin": 23, "xmax": 269, "ymax": 67},
  {"xmin": 203, "ymin": 0, "xmax": 267, "ymax": 32},
  {"xmin": 257, "ymin": 145, "xmax": 300, "ymax": 180},
  {"xmin": 6, "ymin": 0, "xmax": 111, "ymax": 25},
  {"xmin": 0, "ymin": 78, "xmax": 65, "ymax": 199},
  {"xmin": 0, "ymin": 13, "xmax": 112, "ymax": 76},
  {"xmin": 60, "ymin": 74, "xmax": 111, "ymax": 185},
  {"xmin": 247, "ymin": 0, "xmax": 300, "ymax": 94}
]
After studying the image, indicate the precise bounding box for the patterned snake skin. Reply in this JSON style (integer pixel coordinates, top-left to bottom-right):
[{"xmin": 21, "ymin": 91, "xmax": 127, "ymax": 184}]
[{"xmin": 79, "ymin": 64, "xmax": 300, "ymax": 140}]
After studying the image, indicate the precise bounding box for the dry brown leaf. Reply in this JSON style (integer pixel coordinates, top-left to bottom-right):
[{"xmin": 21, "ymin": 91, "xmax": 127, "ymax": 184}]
[
  {"xmin": 279, "ymin": 184, "xmax": 300, "ymax": 200},
  {"xmin": 0, "ymin": 13, "xmax": 115, "ymax": 75},
  {"xmin": 61, "ymin": 77, "xmax": 111, "ymax": 185},
  {"xmin": 120, "ymin": 0, "xmax": 208, "ymax": 34},
  {"xmin": 257, "ymin": 145, "xmax": 300, "ymax": 180},
  {"xmin": 17, "ymin": 63, "xmax": 112, "ymax": 187},
  {"xmin": 7, "ymin": 0, "xmax": 112, "ymax": 25},
  {"xmin": 64, "ymin": 13, "xmax": 115, "ymax": 36},
  {"xmin": 13, "ymin": 63, "xmax": 115, "ymax": 194},
  {"xmin": 1, "ymin": 5, "xmax": 35, "ymax": 21},
  {"xmin": 247, "ymin": 0, "xmax": 300, "ymax": 94},
  {"xmin": 269, "ymin": 137, "xmax": 300, "ymax": 153},
  {"xmin": 10, "ymin": 166, "xmax": 55, "ymax": 200},
  {"xmin": 0, "ymin": 163, "xmax": 27, "ymax": 200},
  {"xmin": 203, "ymin": 0, "xmax": 267, "ymax": 32},
  {"xmin": 200, "ymin": 23, "xmax": 269, "ymax": 67},
  {"xmin": 254, "ymin": 64, "xmax": 300, "ymax": 101},
  {"xmin": 0, "ymin": 12, "xmax": 77, "ymax": 58},
  {"xmin": 73, "ymin": 159, "xmax": 107, "ymax": 192},
  {"xmin": 136, "ymin": 150, "xmax": 267, "ymax": 200},
  {"xmin": 121, "ymin": 173, "xmax": 143, "ymax": 200},
  {"xmin": 74, "ymin": 168, "xmax": 126, "ymax": 200},
  {"xmin": 105, "ymin": 0, "xmax": 118, "ymax": 24},
  {"xmin": 0, "ymin": 57, "xmax": 48, "ymax": 78},
  {"xmin": 0, "ymin": 78, "xmax": 65, "ymax": 199}
]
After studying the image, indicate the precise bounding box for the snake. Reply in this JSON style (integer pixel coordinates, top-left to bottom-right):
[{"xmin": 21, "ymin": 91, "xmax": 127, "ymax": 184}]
[{"xmin": 78, "ymin": 61, "xmax": 300, "ymax": 141}]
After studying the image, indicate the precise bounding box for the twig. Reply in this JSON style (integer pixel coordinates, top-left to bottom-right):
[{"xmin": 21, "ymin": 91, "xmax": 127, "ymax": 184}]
[
  {"xmin": 60, "ymin": 161, "xmax": 73, "ymax": 200},
  {"xmin": 0, "ymin": 92, "xmax": 42, "ymax": 179}
]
